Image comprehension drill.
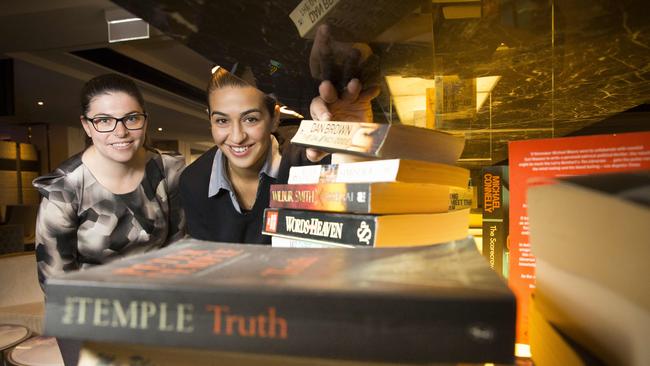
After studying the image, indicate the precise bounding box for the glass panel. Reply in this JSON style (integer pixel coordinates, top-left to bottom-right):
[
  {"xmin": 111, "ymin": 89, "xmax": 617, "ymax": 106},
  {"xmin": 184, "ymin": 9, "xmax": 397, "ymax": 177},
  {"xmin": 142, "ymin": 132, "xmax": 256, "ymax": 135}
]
[
  {"xmin": 110, "ymin": 0, "xmax": 648, "ymax": 168},
  {"xmin": 430, "ymin": 0, "xmax": 555, "ymax": 163}
]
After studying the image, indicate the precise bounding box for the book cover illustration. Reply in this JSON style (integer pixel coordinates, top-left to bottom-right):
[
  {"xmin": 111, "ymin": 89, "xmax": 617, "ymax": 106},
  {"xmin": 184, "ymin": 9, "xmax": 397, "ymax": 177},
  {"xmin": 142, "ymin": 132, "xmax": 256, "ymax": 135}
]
[{"xmin": 45, "ymin": 237, "xmax": 515, "ymax": 364}]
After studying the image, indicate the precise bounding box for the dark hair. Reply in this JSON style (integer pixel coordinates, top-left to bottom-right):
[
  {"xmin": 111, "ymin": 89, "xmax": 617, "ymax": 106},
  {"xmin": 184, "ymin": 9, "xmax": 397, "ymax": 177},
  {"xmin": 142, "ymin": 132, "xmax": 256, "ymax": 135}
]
[
  {"xmin": 80, "ymin": 74, "xmax": 149, "ymax": 148},
  {"xmin": 207, "ymin": 67, "xmax": 276, "ymax": 117},
  {"xmin": 80, "ymin": 73, "xmax": 146, "ymax": 115}
]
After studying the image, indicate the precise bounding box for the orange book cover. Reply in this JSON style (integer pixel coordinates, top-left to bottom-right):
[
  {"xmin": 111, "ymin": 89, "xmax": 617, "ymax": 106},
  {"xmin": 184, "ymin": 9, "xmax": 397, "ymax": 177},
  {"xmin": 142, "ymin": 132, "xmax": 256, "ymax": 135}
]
[
  {"xmin": 269, "ymin": 182, "xmax": 451, "ymax": 214},
  {"xmin": 508, "ymin": 131, "xmax": 650, "ymax": 348}
]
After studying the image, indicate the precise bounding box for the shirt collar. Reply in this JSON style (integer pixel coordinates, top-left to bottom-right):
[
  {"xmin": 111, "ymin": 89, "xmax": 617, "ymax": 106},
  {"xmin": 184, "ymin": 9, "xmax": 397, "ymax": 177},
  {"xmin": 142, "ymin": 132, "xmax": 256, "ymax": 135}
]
[{"xmin": 208, "ymin": 135, "xmax": 281, "ymax": 199}]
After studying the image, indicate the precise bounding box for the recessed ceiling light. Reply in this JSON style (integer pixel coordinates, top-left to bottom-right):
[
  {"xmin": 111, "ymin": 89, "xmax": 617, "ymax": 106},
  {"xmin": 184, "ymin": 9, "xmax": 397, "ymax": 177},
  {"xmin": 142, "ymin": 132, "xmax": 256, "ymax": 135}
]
[
  {"xmin": 157, "ymin": 127, "xmax": 163, "ymax": 131},
  {"xmin": 37, "ymin": 101, "xmax": 44, "ymax": 106}
]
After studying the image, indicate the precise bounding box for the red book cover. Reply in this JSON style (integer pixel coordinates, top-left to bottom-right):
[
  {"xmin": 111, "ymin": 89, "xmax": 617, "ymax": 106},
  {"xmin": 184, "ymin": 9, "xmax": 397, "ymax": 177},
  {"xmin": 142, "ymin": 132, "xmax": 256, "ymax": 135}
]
[{"xmin": 508, "ymin": 131, "xmax": 650, "ymax": 348}]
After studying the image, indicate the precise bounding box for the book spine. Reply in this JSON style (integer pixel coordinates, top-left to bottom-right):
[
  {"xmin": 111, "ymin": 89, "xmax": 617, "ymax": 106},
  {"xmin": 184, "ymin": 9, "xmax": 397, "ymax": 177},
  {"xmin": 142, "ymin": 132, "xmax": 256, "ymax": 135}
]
[
  {"xmin": 287, "ymin": 159, "xmax": 400, "ymax": 184},
  {"xmin": 290, "ymin": 120, "xmax": 389, "ymax": 157},
  {"xmin": 270, "ymin": 235, "xmax": 355, "ymax": 248},
  {"xmin": 270, "ymin": 183, "xmax": 373, "ymax": 213},
  {"xmin": 45, "ymin": 282, "xmax": 515, "ymax": 363},
  {"xmin": 449, "ymin": 187, "xmax": 473, "ymax": 211},
  {"xmin": 482, "ymin": 167, "xmax": 509, "ymax": 276},
  {"xmin": 263, "ymin": 208, "xmax": 377, "ymax": 246}
]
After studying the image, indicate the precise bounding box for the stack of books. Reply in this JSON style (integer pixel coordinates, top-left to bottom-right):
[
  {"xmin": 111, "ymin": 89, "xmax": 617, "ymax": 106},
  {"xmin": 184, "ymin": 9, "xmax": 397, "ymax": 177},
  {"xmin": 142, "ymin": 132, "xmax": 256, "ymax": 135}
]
[{"xmin": 263, "ymin": 120, "xmax": 472, "ymax": 248}]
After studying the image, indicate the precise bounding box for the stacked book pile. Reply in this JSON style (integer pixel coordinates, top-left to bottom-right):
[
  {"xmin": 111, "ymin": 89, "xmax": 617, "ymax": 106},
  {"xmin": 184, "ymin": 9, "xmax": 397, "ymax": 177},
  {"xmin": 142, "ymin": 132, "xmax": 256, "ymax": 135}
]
[{"xmin": 263, "ymin": 120, "xmax": 472, "ymax": 248}]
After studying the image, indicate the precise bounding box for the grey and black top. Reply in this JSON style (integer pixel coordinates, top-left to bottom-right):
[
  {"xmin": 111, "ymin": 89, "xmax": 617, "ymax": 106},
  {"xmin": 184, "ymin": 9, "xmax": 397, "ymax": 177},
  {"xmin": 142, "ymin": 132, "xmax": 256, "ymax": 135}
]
[{"xmin": 32, "ymin": 149, "xmax": 185, "ymax": 290}]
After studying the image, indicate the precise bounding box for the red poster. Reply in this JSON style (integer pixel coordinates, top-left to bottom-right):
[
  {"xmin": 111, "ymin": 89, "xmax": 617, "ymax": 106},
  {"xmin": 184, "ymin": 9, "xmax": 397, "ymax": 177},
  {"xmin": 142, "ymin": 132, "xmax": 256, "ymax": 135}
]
[{"xmin": 508, "ymin": 131, "xmax": 650, "ymax": 348}]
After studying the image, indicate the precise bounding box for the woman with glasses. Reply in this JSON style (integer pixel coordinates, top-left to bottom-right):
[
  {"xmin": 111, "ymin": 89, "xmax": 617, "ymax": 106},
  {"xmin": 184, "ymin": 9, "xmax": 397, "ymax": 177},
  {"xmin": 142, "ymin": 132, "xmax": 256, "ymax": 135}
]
[{"xmin": 32, "ymin": 73, "xmax": 185, "ymax": 290}]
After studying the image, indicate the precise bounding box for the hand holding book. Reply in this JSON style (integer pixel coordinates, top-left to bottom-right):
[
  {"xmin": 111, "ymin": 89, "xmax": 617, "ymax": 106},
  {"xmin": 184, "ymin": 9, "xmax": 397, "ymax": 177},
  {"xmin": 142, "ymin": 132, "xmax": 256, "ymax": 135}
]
[
  {"xmin": 309, "ymin": 24, "xmax": 379, "ymax": 95},
  {"xmin": 309, "ymin": 25, "xmax": 380, "ymax": 121},
  {"xmin": 307, "ymin": 25, "xmax": 381, "ymax": 162}
]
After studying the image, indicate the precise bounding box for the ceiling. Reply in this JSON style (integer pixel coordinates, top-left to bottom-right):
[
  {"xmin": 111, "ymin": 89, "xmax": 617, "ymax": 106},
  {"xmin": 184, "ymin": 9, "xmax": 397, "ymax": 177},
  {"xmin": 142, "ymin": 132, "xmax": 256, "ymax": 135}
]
[
  {"xmin": 110, "ymin": 0, "xmax": 650, "ymax": 166},
  {"xmin": 0, "ymin": 0, "xmax": 215, "ymax": 148},
  {"xmin": 1, "ymin": 0, "xmax": 649, "ymax": 168}
]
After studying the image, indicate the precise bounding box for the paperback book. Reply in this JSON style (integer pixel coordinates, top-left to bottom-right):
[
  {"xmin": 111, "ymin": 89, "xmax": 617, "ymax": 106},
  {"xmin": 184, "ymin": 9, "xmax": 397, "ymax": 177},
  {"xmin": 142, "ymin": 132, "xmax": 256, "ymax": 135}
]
[
  {"xmin": 449, "ymin": 186, "xmax": 473, "ymax": 211},
  {"xmin": 289, "ymin": 0, "xmax": 421, "ymax": 41},
  {"xmin": 528, "ymin": 171, "xmax": 650, "ymax": 365},
  {"xmin": 45, "ymin": 238, "xmax": 515, "ymax": 364},
  {"xmin": 271, "ymin": 234, "xmax": 355, "ymax": 248},
  {"xmin": 290, "ymin": 120, "xmax": 465, "ymax": 165},
  {"xmin": 269, "ymin": 182, "xmax": 451, "ymax": 214},
  {"xmin": 529, "ymin": 295, "xmax": 605, "ymax": 366},
  {"xmin": 481, "ymin": 166, "xmax": 509, "ymax": 277},
  {"xmin": 77, "ymin": 340, "xmax": 420, "ymax": 366},
  {"xmin": 287, "ymin": 158, "xmax": 470, "ymax": 187},
  {"xmin": 263, "ymin": 208, "xmax": 470, "ymax": 247}
]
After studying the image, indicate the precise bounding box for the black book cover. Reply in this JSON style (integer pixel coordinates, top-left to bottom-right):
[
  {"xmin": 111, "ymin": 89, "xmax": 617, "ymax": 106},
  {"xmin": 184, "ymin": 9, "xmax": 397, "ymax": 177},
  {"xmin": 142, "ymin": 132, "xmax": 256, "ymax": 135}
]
[
  {"xmin": 263, "ymin": 208, "xmax": 469, "ymax": 247},
  {"xmin": 481, "ymin": 166, "xmax": 510, "ymax": 277},
  {"xmin": 263, "ymin": 207, "xmax": 378, "ymax": 246},
  {"xmin": 44, "ymin": 238, "xmax": 515, "ymax": 364}
]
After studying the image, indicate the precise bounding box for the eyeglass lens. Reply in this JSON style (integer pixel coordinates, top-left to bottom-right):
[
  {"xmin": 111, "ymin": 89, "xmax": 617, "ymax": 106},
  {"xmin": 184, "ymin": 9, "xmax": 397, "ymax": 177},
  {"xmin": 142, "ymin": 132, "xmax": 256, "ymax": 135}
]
[{"xmin": 89, "ymin": 114, "xmax": 146, "ymax": 132}]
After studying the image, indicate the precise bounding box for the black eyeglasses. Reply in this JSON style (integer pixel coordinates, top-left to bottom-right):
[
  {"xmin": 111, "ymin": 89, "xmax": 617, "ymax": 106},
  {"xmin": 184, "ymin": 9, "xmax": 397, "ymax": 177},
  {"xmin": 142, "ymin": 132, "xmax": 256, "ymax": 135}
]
[{"xmin": 84, "ymin": 113, "xmax": 148, "ymax": 133}]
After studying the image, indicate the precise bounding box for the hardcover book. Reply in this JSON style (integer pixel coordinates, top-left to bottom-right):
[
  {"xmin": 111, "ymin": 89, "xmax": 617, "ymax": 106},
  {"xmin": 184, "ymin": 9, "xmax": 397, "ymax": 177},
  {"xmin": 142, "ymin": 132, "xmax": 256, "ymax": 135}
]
[
  {"xmin": 269, "ymin": 182, "xmax": 452, "ymax": 214},
  {"xmin": 290, "ymin": 120, "xmax": 465, "ymax": 165},
  {"xmin": 45, "ymin": 237, "xmax": 515, "ymax": 364},
  {"xmin": 287, "ymin": 158, "xmax": 470, "ymax": 187},
  {"xmin": 77, "ymin": 340, "xmax": 421, "ymax": 366},
  {"xmin": 263, "ymin": 208, "xmax": 470, "ymax": 247}
]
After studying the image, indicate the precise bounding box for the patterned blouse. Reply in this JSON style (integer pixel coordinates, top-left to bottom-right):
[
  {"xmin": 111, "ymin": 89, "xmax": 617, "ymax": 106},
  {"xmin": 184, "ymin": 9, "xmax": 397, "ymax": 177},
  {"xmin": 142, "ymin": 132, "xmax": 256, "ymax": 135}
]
[{"xmin": 32, "ymin": 149, "xmax": 185, "ymax": 289}]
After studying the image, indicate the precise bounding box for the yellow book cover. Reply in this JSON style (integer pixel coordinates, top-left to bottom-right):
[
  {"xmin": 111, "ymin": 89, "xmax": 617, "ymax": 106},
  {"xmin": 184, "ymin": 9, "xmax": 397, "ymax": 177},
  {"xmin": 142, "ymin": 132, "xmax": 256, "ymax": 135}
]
[
  {"xmin": 270, "ymin": 182, "xmax": 452, "ymax": 214},
  {"xmin": 530, "ymin": 295, "xmax": 604, "ymax": 366}
]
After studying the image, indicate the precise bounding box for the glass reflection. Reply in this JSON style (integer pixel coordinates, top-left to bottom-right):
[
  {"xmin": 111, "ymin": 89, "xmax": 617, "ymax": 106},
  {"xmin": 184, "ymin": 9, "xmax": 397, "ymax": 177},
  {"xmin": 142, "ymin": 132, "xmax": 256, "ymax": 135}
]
[{"xmin": 110, "ymin": 0, "xmax": 648, "ymax": 166}]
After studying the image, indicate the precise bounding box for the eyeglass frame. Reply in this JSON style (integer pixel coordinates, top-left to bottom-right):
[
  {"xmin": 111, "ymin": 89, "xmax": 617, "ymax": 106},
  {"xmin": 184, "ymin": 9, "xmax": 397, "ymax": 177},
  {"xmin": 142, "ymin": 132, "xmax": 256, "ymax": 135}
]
[{"xmin": 83, "ymin": 112, "xmax": 148, "ymax": 133}]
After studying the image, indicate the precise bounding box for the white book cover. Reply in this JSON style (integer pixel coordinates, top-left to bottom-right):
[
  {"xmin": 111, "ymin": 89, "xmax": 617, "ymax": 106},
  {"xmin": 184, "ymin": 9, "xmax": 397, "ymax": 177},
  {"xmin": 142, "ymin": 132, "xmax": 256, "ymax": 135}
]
[{"xmin": 288, "ymin": 159, "xmax": 401, "ymax": 184}]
